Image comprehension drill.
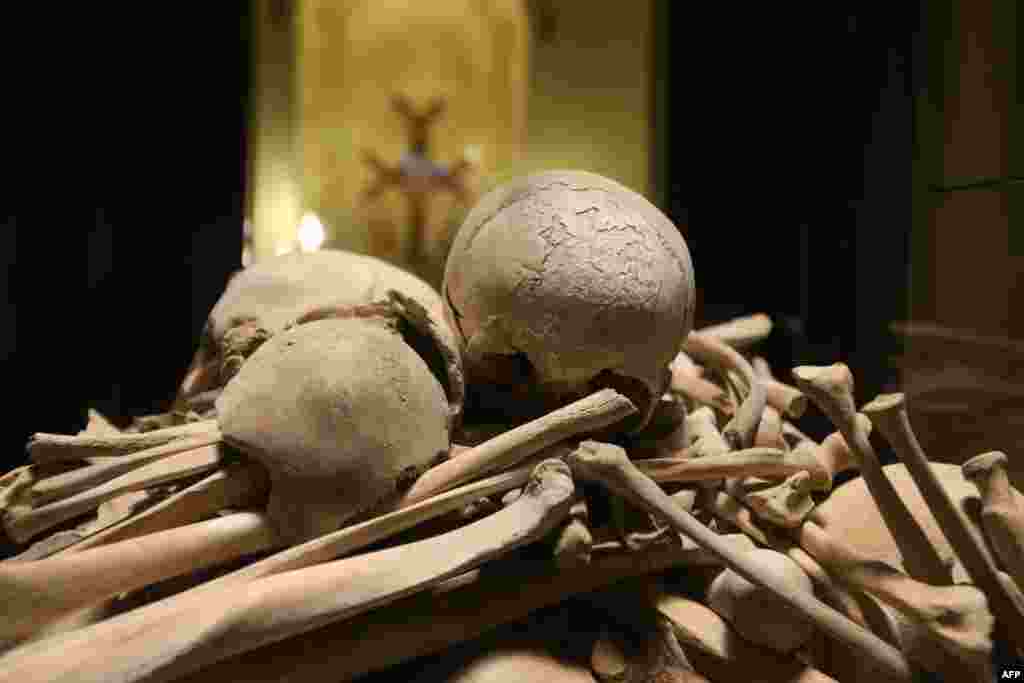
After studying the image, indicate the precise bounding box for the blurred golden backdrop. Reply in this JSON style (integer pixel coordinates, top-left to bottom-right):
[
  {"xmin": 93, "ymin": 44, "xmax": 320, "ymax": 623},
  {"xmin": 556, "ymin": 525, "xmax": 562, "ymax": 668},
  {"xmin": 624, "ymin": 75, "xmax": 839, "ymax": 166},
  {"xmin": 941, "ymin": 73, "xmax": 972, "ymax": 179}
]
[{"xmin": 247, "ymin": 0, "xmax": 656, "ymax": 286}]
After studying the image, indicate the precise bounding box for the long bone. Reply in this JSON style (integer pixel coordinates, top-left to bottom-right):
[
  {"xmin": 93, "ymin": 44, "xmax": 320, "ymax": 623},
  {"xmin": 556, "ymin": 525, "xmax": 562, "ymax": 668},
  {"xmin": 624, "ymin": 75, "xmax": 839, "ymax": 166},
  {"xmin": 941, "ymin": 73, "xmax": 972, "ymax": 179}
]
[
  {"xmin": 0, "ymin": 512, "xmax": 278, "ymax": 642},
  {"xmin": 752, "ymin": 356, "xmax": 808, "ymax": 418},
  {"xmin": 668, "ymin": 356, "xmax": 734, "ymax": 416},
  {"xmin": 703, "ymin": 461, "xmax": 995, "ymax": 681},
  {"xmin": 681, "ymin": 406, "xmax": 730, "ymax": 459},
  {"xmin": 753, "ymin": 404, "xmax": 786, "ymax": 450},
  {"xmin": 651, "ymin": 589, "xmax": 837, "ymax": 682},
  {"xmin": 27, "ymin": 420, "xmax": 220, "ymax": 465},
  {"xmin": 635, "ymin": 438, "xmax": 852, "ymax": 492},
  {"xmin": 3, "ymin": 446, "xmax": 224, "ymax": 544},
  {"xmin": 718, "ymin": 447, "xmax": 1000, "ymax": 681},
  {"xmin": 170, "ymin": 535, "xmax": 752, "ymax": 683},
  {"xmin": 963, "ymin": 451, "xmax": 1024, "ymax": 591},
  {"xmin": 729, "ymin": 415, "xmax": 865, "ymax": 523},
  {"xmin": 700, "ymin": 487, "xmax": 875, "ymax": 631},
  {"xmin": 863, "ymin": 394, "xmax": 1024, "ymax": 646},
  {"xmin": 1, "ymin": 389, "xmax": 631, "ymax": 641},
  {"xmin": 397, "ymin": 388, "xmax": 635, "ymax": 506},
  {"xmin": 567, "ymin": 440, "xmax": 913, "ymax": 681},
  {"xmin": 12, "ymin": 489, "xmax": 172, "ymax": 561},
  {"xmin": 681, "ymin": 332, "xmax": 766, "ymax": 449},
  {"xmin": 791, "ymin": 364, "xmax": 951, "ymax": 585},
  {"xmin": 29, "ymin": 434, "xmax": 223, "ymax": 506},
  {"xmin": 0, "ymin": 461, "xmax": 538, "ymax": 642},
  {"xmin": 61, "ymin": 460, "xmax": 269, "ymax": 556},
  {"xmin": 705, "ymin": 548, "xmax": 817, "ymax": 653},
  {"xmin": 693, "ymin": 313, "xmax": 773, "ymax": 349},
  {"xmin": 0, "ymin": 460, "xmax": 576, "ymax": 683},
  {"xmin": 793, "ymin": 518, "xmax": 995, "ymax": 682}
]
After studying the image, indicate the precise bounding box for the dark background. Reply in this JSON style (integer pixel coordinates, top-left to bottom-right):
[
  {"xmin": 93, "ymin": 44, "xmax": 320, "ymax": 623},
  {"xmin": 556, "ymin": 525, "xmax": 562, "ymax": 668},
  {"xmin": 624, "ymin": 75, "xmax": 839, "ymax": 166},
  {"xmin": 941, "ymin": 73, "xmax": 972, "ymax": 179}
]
[{"xmin": 2, "ymin": 3, "xmax": 920, "ymax": 469}]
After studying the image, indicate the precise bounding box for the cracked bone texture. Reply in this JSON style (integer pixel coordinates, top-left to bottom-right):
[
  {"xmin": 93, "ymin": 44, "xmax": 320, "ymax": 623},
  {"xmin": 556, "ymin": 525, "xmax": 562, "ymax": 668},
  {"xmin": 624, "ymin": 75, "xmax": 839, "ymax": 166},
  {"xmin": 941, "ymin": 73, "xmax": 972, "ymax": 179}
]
[
  {"xmin": 215, "ymin": 314, "xmax": 451, "ymax": 544},
  {"xmin": 187, "ymin": 249, "xmax": 454, "ymax": 389},
  {"xmin": 442, "ymin": 169, "xmax": 695, "ymax": 429}
]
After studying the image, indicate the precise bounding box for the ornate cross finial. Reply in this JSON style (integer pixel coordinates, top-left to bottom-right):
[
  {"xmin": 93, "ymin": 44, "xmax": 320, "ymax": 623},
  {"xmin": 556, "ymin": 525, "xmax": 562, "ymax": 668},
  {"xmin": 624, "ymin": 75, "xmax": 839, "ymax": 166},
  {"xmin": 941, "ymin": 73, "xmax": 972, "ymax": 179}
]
[{"xmin": 359, "ymin": 94, "xmax": 473, "ymax": 269}]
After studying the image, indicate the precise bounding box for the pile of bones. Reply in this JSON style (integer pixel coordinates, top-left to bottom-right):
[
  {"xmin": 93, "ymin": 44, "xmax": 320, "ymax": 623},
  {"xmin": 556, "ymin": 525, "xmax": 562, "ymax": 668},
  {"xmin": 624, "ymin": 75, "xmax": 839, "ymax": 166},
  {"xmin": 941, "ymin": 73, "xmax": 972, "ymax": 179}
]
[{"xmin": 2, "ymin": 170, "xmax": 1023, "ymax": 683}]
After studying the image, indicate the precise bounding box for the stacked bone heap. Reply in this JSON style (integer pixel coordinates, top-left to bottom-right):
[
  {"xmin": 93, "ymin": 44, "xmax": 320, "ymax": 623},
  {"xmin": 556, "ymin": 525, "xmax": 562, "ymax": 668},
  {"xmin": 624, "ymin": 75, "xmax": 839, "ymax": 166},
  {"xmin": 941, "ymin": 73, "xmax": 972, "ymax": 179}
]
[{"xmin": 2, "ymin": 169, "xmax": 1023, "ymax": 683}]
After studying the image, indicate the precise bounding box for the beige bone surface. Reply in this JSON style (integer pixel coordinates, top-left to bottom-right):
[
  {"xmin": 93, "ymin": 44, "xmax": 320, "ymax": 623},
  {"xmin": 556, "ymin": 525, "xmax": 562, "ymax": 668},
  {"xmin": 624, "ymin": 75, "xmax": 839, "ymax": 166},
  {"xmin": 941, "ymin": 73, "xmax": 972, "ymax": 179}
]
[
  {"xmin": 62, "ymin": 461, "xmax": 269, "ymax": 555},
  {"xmin": 705, "ymin": 548, "xmax": 816, "ymax": 653},
  {"xmin": 743, "ymin": 470, "xmax": 817, "ymax": 528},
  {"xmin": 963, "ymin": 451, "xmax": 1024, "ymax": 591},
  {"xmin": 754, "ymin": 404, "xmax": 786, "ymax": 449},
  {"xmin": 636, "ymin": 445, "xmax": 840, "ymax": 492},
  {"xmin": 29, "ymin": 434, "xmax": 223, "ymax": 506},
  {"xmin": 398, "ymin": 388, "xmax": 636, "ymax": 506},
  {"xmin": 567, "ymin": 440, "xmax": 912, "ymax": 681},
  {"xmin": 681, "ymin": 406, "xmax": 730, "ymax": 459},
  {"xmin": 0, "ymin": 512, "xmax": 277, "ymax": 642},
  {"xmin": 682, "ymin": 332, "xmax": 766, "ymax": 449},
  {"xmin": 668, "ymin": 358, "xmax": 733, "ymax": 415},
  {"xmin": 3, "ymin": 428, "xmax": 568, "ymax": 637},
  {"xmin": 4, "ymin": 446, "xmax": 224, "ymax": 544},
  {"xmin": 0, "ymin": 460, "xmax": 576, "ymax": 683},
  {"xmin": 752, "ymin": 356, "xmax": 809, "ymax": 418},
  {"xmin": 693, "ymin": 313, "xmax": 773, "ymax": 349},
  {"xmin": 650, "ymin": 587, "xmax": 837, "ymax": 682},
  {"xmin": 701, "ymin": 486, "xmax": 874, "ymax": 631},
  {"xmin": 27, "ymin": 420, "xmax": 220, "ymax": 464},
  {"xmin": 792, "ymin": 365, "xmax": 951, "ymax": 586},
  {"xmin": 175, "ymin": 536, "xmax": 746, "ymax": 683},
  {"xmin": 4, "ymin": 462, "xmax": 537, "ymax": 646},
  {"xmin": 449, "ymin": 643, "xmax": 598, "ymax": 683},
  {"xmin": 794, "ymin": 518, "xmax": 995, "ymax": 682},
  {"xmin": 863, "ymin": 393, "xmax": 1024, "ymax": 650}
]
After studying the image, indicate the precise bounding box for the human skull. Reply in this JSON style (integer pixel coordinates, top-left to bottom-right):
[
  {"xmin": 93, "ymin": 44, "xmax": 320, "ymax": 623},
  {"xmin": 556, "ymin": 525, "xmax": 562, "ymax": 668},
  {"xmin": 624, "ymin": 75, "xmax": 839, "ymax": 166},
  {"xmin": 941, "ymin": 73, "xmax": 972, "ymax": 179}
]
[
  {"xmin": 215, "ymin": 299, "xmax": 451, "ymax": 544},
  {"xmin": 442, "ymin": 170, "xmax": 695, "ymax": 430},
  {"xmin": 179, "ymin": 249, "xmax": 463, "ymax": 427}
]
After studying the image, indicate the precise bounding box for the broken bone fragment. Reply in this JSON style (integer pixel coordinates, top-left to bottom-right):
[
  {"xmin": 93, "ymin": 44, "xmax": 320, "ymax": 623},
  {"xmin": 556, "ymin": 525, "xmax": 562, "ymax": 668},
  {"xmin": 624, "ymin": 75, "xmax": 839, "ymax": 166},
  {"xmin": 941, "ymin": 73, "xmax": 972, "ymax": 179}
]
[{"xmin": 744, "ymin": 470, "xmax": 817, "ymax": 528}]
